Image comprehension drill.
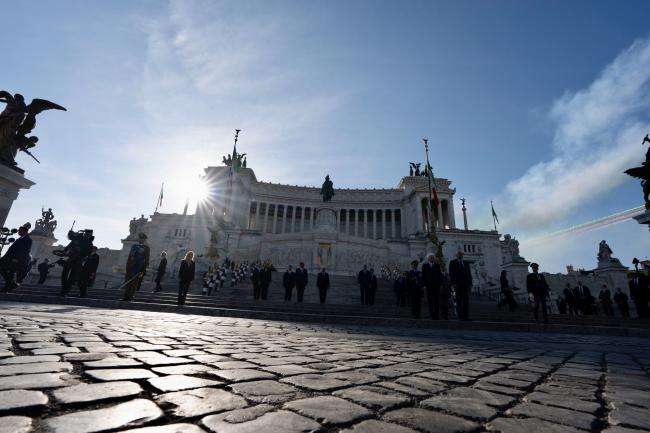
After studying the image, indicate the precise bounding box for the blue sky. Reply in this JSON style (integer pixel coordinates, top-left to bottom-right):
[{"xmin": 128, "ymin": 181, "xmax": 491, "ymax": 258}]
[{"xmin": 2, "ymin": 0, "xmax": 649, "ymax": 272}]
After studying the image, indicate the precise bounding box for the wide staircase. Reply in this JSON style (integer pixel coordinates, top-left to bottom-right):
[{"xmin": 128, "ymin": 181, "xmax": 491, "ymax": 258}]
[{"xmin": 2, "ymin": 273, "xmax": 650, "ymax": 336}]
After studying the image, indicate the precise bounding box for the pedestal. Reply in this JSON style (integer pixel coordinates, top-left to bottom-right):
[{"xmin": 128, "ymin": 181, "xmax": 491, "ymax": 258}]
[
  {"xmin": 594, "ymin": 263, "xmax": 630, "ymax": 295},
  {"xmin": 29, "ymin": 232, "xmax": 58, "ymax": 263},
  {"xmin": 0, "ymin": 164, "xmax": 35, "ymax": 227},
  {"xmin": 633, "ymin": 208, "xmax": 650, "ymax": 233},
  {"xmin": 501, "ymin": 260, "xmax": 530, "ymax": 292}
]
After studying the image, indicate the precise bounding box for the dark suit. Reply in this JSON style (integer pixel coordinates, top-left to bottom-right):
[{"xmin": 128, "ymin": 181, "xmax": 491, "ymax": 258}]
[
  {"xmin": 573, "ymin": 284, "xmax": 592, "ymax": 315},
  {"xmin": 260, "ymin": 267, "xmax": 272, "ymax": 300},
  {"xmin": 295, "ymin": 267, "xmax": 308, "ymax": 302},
  {"xmin": 449, "ymin": 258, "xmax": 472, "ymax": 320},
  {"xmin": 527, "ymin": 272, "xmax": 550, "ymax": 323},
  {"xmin": 252, "ymin": 267, "xmax": 261, "ymax": 300},
  {"xmin": 368, "ymin": 274, "xmax": 377, "ymax": 306},
  {"xmin": 283, "ymin": 271, "xmax": 295, "ymax": 301},
  {"xmin": 422, "ymin": 261, "xmax": 442, "ymax": 319},
  {"xmin": 629, "ymin": 274, "xmax": 649, "ymax": 318},
  {"xmin": 407, "ymin": 269, "xmax": 422, "ymax": 318},
  {"xmin": 177, "ymin": 259, "xmax": 195, "ymax": 305},
  {"xmin": 154, "ymin": 257, "xmax": 167, "ymax": 292},
  {"xmin": 0, "ymin": 234, "xmax": 32, "ymax": 291},
  {"xmin": 317, "ymin": 271, "xmax": 330, "ymax": 304},
  {"xmin": 78, "ymin": 253, "xmax": 100, "ymax": 297},
  {"xmin": 357, "ymin": 269, "xmax": 371, "ymax": 304}
]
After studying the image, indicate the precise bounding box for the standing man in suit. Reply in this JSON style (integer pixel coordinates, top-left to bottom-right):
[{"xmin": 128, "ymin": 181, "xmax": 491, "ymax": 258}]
[
  {"xmin": 368, "ymin": 268, "xmax": 378, "ymax": 306},
  {"xmin": 357, "ymin": 265, "xmax": 371, "ymax": 305},
  {"xmin": 317, "ymin": 267, "xmax": 330, "ymax": 304},
  {"xmin": 573, "ymin": 281, "xmax": 592, "ymax": 315},
  {"xmin": 421, "ymin": 253, "xmax": 442, "ymax": 320},
  {"xmin": 78, "ymin": 246, "xmax": 100, "ymax": 298},
  {"xmin": 449, "ymin": 251, "xmax": 472, "ymax": 321},
  {"xmin": 295, "ymin": 261, "xmax": 308, "ymax": 303},
  {"xmin": 283, "ymin": 265, "xmax": 295, "ymax": 302},
  {"xmin": 526, "ymin": 262, "xmax": 551, "ymax": 324},
  {"xmin": 407, "ymin": 260, "xmax": 422, "ymax": 318},
  {"xmin": 0, "ymin": 224, "xmax": 32, "ymax": 292},
  {"xmin": 260, "ymin": 261, "xmax": 272, "ymax": 300},
  {"xmin": 251, "ymin": 263, "xmax": 261, "ymax": 300},
  {"xmin": 629, "ymin": 271, "xmax": 649, "ymax": 318},
  {"xmin": 154, "ymin": 251, "xmax": 167, "ymax": 292}
]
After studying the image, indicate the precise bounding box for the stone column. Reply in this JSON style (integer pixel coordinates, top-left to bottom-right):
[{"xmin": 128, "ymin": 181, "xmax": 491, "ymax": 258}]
[
  {"xmin": 373, "ymin": 209, "xmax": 377, "ymax": 240},
  {"xmin": 355, "ymin": 210, "xmax": 360, "ymax": 237},
  {"xmin": 417, "ymin": 200, "xmax": 424, "ymax": 232},
  {"xmin": 391, "ymin": 209, "xmax": 396, "ymax": 239},
  {"xmin": 362, "ymin": 209, "xmax": 367, "ymax": 238},
  {"xmin": 301, "ymin": 207, "xmax": 306, "ymax": 232},
  {"xmin": 272, "ymin": 204, "xmax": 278, "ymax": 234},
  {"xmin": 437, "ymin": 201, "xmax": 443, "ymax": 228},
  {"xmin": 263, "ymin": 203, "xmax": 270, "ymax": 233},
  {"xmin": 254, "ymin": 202, "xmax": 261, "ymax": 230},
  {"xmin": 282, "ymin": 205, "xmax": 288, "ymax": 233},
  {"xmin": 383, "ymin": 209, "xmax": 387, "ymax": 239}
]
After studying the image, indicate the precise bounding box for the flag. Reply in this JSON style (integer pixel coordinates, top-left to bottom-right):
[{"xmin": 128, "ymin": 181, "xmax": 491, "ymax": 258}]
[
  {"xmin": 491, "ymin": 200, "xmax": 499, "ymax": 225},
  {"xmin": 158, "ymin": 183, "xmax": 164, "ymax": 208},
  {"xmin": 427, "ymin": 163, "xmax": 440, "ymax": 208}
]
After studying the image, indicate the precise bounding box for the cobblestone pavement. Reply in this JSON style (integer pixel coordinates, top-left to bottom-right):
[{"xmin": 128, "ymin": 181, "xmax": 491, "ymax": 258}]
[{"xmin": 0, "ymin": 302, "xmax": 648, "ymax": 433}]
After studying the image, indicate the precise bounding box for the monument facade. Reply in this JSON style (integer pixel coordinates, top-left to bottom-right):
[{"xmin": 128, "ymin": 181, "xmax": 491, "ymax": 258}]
[{"xmin": 109, "ymin": 152, "xmax": 509, "ymax": 292}]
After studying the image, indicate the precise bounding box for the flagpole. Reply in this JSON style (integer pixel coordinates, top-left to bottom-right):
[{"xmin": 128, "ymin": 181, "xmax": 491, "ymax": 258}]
[
  {"xmin": 154, "ymin": 182, "xmax": 164, "ymax": 214},
  {"xmin": 423, "ymin": 138, "xmax": 435, "ymax": 236}
]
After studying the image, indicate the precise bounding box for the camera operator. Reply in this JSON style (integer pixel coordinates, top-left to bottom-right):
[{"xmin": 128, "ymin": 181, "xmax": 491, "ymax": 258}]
[
  {"xmin": 0, "ymin": 224, "xmax": 32, "ymax": 292},
  {"xmin": 59, "ymin": 229, "xmax": 94, "ymax": 297}
]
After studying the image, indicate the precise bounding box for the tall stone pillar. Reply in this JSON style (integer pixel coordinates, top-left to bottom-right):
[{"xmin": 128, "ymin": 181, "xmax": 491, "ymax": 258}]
[
  {"xmin": 263, "ymin": 204, "xmax": 270, "ymax": 233},
  {"xmin": 0, "ymin": 165, "xmax": 35, "ymax": 227},
  {"xmin": 355, "ymin": 210, "xmax": 359, "ymax": 237},
  {"xmin": 254, "ymin": 202, "xmax": 261, "ymax": 230}
]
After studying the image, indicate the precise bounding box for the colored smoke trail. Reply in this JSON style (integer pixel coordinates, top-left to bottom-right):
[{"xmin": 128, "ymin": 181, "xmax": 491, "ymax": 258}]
[{"xmin": 523, "ymin": 205, "xmax": 646, "ymax": 246}]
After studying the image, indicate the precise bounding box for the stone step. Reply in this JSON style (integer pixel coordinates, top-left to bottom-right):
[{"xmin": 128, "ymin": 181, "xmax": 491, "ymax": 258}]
[{"xmin": 7, "ymin": 283, "xmax": 650, "ymax": 329}]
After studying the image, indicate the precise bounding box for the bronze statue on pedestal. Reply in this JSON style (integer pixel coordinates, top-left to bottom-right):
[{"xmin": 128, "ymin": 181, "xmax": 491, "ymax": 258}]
[{"xmin": 0, "ymin": 91, "xmax": 66, "ymax": 170}]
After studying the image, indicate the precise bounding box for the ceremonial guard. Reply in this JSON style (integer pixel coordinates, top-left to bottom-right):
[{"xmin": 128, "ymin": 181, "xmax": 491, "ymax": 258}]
[
  {"xmin": 122, "ymin": 233, "xmax": 150, "ymax": 301},
  {"xmin": 526, "ymin": 263, "xmax": 551, "ymax": 324}
]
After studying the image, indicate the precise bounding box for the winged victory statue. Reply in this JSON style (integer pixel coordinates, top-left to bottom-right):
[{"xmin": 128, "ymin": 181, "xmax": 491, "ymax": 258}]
[
  {"xmin": 0, "ymin": 91, "xmax": 66, "ymax": 170},
  {"xmin": 624, "ymin": 134, "xmax": 650, "ymax": 209}
]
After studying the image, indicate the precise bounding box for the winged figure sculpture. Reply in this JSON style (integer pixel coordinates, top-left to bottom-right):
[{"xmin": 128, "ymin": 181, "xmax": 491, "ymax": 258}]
[
  {"xmin": 624, "ymin": 135, "xmax": 650, "ymax": 208},
  {"xmin": 0, "ymin": 91, "xmax": 66, "ymax": 169}
]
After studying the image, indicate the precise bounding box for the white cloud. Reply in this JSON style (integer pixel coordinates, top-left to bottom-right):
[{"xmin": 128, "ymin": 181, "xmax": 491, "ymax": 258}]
[{"xmin": 498, "ymin": 38, "xmax": 650, "ymax": 231}]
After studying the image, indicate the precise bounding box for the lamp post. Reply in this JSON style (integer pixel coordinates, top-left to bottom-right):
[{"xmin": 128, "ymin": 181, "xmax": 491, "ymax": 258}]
[
  {"xmin": 423, "ymin": 139, "xmax": 446, "ymax": 267},
  {"xmin": 0, "ymin": 227, "xmax": 18, "ymax": 256}
]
